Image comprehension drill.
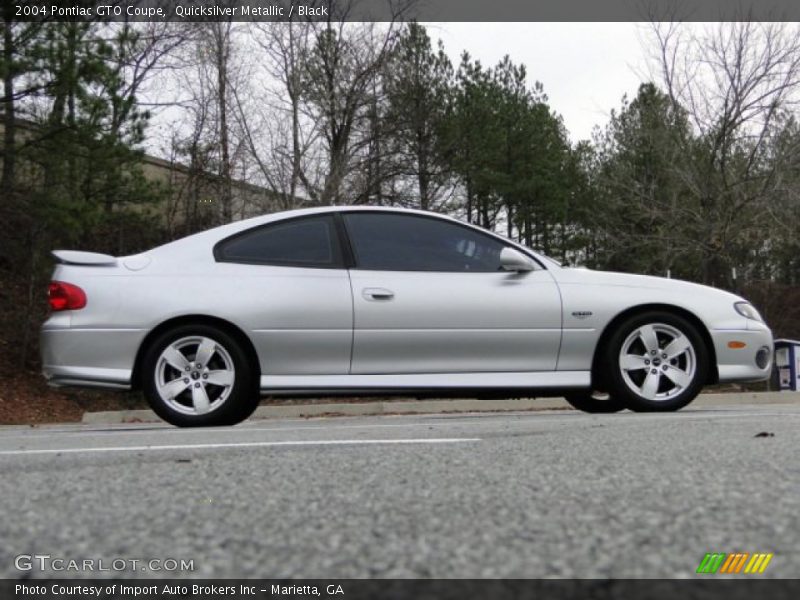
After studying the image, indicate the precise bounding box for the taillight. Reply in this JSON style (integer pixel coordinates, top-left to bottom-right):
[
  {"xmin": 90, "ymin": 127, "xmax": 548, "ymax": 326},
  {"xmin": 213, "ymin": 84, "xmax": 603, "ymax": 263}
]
[{"xmin": 48, "ymin": 281, "xmax": 87, "ymax": 311}]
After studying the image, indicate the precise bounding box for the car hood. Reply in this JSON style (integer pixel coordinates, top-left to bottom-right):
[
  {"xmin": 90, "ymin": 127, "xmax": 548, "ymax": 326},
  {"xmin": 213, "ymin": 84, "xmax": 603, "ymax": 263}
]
[{"xmin": 552, "ymin": 267, "xmax": 744, "ymax": 302}]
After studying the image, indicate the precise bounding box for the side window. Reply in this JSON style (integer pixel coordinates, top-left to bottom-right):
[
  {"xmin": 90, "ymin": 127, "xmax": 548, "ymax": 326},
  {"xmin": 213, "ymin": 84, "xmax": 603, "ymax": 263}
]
[
  {"xmin": 343, "ymin": 212, "xmax": 509, "ymax": 272},
  {"xmin": 215, "ymin": 215, "xmax": 343, "ymax": 268}
]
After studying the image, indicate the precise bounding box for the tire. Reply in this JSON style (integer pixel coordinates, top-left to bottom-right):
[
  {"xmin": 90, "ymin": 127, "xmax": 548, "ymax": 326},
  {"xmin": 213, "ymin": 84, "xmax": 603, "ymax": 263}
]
[
  {"xmin": 602, "ymin": 311, "xmax": 708, "ymax": 412},
  {"xmin": 564, "ymin": 390, "xmax": 627, "ymax": 413},
  {"xmin": 141, "ymin": 324, "xmax": 259, "ymax": 427}
]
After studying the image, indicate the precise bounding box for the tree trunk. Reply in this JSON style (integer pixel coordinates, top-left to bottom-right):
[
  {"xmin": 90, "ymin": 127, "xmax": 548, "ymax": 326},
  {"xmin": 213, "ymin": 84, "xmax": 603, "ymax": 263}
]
[
  {"xmin": 480, "ymin": 198, "xmax": 490, "ymax": 229},
  {"xmin": 216, "ymin": 24, "xmax": 233, "ymax": 223},
  {"xmin": 1, "ymin": 13, "xmax": 15, "ymax": 200},
  {"xmin": 417, "ymin": 128, "xmax": 429, "ymax": 210},
  {"xmin": 465, "ymin": 177, "xmax": 473, "ymax": 223},
  {"xmin": 289, "ymin": 24, "xmax": 302, "ymax": 206}
]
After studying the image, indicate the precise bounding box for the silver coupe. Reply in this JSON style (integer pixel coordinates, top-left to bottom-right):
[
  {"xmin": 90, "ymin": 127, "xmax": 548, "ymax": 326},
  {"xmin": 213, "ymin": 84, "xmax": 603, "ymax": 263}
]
[{"xmin": 41, "ymin": 207, "xmax": 773, "ymax": 426}]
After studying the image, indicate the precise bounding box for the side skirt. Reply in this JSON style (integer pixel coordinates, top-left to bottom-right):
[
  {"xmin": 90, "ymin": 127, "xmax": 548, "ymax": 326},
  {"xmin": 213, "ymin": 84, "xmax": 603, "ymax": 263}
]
[{"xmin": 260, "ymin": 371, "xmax": 590, "ymax": 394}]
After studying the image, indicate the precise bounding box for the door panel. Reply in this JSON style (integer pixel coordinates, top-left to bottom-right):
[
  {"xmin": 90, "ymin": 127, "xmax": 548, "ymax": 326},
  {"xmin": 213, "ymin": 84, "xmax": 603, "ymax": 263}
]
[
  {"xmin": 211, "ymin": 214, "xmax": 353, "ymax": 375},
  {"xmin": 212, "ymin": 263, "xmax": 353, "ymax": 375},
  {"xmin": 349, "ymin": 270, "xmax": 562, "ymax": 374}
]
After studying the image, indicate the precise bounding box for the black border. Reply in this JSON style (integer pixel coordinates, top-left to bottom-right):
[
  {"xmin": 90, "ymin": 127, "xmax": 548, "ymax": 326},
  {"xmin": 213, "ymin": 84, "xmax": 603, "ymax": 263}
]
[
  {"xmin": 10, "ymin": 0, "xmax": 800, "ymax": 23},
  {"xmin": 4, "ymin": 579, "xmax": 800, "ymax": 600}
]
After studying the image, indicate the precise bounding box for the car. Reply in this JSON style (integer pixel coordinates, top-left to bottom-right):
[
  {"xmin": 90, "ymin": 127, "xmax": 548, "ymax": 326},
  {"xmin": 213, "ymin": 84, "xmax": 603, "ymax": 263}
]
[{"xmin": 41, "ymin": 206, "xmax": 773, "ymax": 426}]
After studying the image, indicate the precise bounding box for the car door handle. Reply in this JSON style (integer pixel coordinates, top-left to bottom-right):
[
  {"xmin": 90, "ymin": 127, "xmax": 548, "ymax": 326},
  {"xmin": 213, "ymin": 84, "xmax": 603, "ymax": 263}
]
[{"xmin": 362, "ymin": 287, "xmax": 395, "ymax": 301}]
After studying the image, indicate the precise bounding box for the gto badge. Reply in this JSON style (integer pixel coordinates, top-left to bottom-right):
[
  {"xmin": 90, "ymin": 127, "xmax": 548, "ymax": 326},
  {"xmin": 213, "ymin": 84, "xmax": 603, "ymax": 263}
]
[{"xmin": 572, "ymin": 311, "xmax": 593, "ymax": 319}]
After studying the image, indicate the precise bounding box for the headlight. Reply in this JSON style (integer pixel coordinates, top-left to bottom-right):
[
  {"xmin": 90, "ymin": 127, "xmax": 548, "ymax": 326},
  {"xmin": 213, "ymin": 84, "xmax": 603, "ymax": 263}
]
[{"xmin": 734, "ymin": 301, "xmax": 763, "ymax": 322}]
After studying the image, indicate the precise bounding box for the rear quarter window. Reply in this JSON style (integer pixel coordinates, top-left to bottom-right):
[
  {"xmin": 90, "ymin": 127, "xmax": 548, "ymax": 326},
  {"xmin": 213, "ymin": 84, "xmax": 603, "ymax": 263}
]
[{"xmin": 215, "ymin": 215, "xmax": 343, "ymax": 268}]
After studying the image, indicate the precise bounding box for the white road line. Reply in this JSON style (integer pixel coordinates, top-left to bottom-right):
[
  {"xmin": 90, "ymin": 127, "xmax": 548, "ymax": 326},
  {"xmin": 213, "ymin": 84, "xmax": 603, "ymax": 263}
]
[{"xmin": 0, "ymin": 438, "xmax": 481, "ymax": 456}]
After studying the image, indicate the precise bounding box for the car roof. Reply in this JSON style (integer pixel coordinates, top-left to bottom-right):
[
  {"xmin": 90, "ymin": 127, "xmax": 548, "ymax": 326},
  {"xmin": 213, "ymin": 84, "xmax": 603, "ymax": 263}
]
[
  {"xmin": 147, "ymin": 205, "xmax": 554, "ymax": 269},
  {"xmin": 242, "ymin": 205, "xmax": 465, "ymax": 228},
  {"xmin": 154, "ymin": 207, "xmax": 463, "ymax": 250}
]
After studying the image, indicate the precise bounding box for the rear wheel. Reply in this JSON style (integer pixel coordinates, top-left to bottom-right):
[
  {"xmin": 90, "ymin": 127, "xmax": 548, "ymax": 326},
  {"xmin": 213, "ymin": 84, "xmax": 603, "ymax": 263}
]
[
  {"xmin": 564, "ymin": 390, "xmax": 627, "ymax": 413},
  {"xmin": 603, "ymin": 311, "xmax": 708, "ymax": 412},
  {"xmin": 141, "ymin": 324, "xmax": 259, "ymax": 427}
]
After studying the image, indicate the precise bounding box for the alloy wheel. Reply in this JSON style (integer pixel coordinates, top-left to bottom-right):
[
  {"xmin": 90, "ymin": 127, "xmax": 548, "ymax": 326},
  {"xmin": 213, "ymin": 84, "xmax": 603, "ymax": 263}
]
[
  {"xmin": 155, "ymin": 336, "xmax": 236, "ymax": 416},
  {"xmin": 618, "ymin": 323, "xmax": 697, "ymax": 402}
]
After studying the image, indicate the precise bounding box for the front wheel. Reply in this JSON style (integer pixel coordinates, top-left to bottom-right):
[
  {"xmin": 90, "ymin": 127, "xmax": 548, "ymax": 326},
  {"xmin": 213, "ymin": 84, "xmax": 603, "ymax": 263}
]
[
  {"xmin": 603, "ymin": 312, "xmax": 708, "ymax": 412},
  {"xmin": 141, "ymin": 324, "xmax": 259, "ymax": 427}
]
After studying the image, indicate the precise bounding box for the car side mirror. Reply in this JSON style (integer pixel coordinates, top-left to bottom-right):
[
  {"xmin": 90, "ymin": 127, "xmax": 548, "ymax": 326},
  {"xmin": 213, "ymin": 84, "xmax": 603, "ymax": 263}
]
[{"xmin": 500, "ymin": 247, "xmax": 535, "ymax": 272}]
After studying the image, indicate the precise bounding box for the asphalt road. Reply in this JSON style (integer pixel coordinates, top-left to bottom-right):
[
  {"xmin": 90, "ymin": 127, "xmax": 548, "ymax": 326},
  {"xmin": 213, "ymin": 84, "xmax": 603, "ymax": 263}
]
[{"xmin": 0, "ymin": 403, "xmax": 798, "ymax": 579}]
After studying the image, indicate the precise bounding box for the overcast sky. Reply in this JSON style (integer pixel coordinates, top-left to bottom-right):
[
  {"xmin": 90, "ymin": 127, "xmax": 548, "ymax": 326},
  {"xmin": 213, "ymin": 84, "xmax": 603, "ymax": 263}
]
[{"xmin": 428, "ymin": 22, "xmax": 656, "ymax": 142}]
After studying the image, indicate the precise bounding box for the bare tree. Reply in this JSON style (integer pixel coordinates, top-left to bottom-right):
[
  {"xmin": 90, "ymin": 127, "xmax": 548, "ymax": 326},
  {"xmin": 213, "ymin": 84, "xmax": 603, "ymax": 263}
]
[
  {"xmin": 203, "ymin": 20, "xmax": 235, "ymax": 222},
  {"xmin": 99, "ymin": 22, "xmax": 188, "ymax": 134},
  {"xmin": 241, "ymin": 20, "xmax": 319, "ymax": 209},
  {"xmin": 650, "ymin": 21, "xmax": 800, "ymax": 285},
  {"xmin": 166, "ymin": 19, "xmax": 252, "ymax": 224},
  {"xmin": 299, "ymin": 5, "xmax": 410, "ymax": 204}
]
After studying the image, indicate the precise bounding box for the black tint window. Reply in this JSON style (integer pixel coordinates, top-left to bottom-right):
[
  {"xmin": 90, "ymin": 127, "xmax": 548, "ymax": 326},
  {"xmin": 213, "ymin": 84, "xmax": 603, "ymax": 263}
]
[
  {"xmin": 343, "ymin": 213, "xmax": 506, "ymax": 272},
  {"xmin": 217, "ymin": 216, "xmax": 342, "ymax": 267}
]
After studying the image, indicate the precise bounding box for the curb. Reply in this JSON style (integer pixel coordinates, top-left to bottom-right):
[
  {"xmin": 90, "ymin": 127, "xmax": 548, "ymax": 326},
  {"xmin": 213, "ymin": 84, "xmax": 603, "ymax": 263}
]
[{"xmin": 81, "ymin": 391, "xmax": 800, "ymax": 425}]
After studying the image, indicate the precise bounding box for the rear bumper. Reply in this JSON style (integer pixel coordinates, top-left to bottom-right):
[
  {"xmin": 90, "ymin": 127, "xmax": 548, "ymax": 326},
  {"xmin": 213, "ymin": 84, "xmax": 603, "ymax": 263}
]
[
  {"xmin": 43, "ymin": 366, "xmax": 132, "ymax": 390},
  {"xmin": 40, "ymin": 327, "xmax": 144, "ymax": 390},
  {"xmin": 710, "ymin": 323, "xmax": 773, "ymax": 383}
]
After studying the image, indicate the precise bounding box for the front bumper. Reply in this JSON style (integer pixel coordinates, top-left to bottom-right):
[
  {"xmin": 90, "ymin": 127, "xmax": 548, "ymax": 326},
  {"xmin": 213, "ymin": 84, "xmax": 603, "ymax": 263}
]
[{"xmin": 710, "ymin": 322, "xmax": 773, "ymax": 383}]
